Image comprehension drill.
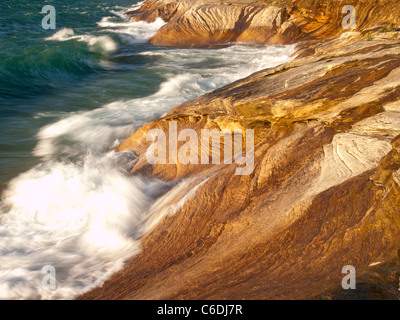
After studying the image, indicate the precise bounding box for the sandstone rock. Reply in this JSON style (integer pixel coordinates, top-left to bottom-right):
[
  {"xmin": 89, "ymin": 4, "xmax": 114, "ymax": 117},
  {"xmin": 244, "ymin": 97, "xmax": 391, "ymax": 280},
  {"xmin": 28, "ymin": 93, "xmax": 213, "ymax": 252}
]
[
  {"xmin": 129, "ymin": 0, "xmax": 400, "ymax": 48},
  {"xmin": 150, "ymin": 3, "xmax": 291, "ymax": 47},
  {"xmin": 81, "ymin": 36, "xmax": 400, "ymax": 299},
  {"xmin": 79, "ymin": 0, "xmax": 400, "ymax": 300},
  {"xmin": 129, "ymin": 0, "xmax": 305, "ymax": 47}
]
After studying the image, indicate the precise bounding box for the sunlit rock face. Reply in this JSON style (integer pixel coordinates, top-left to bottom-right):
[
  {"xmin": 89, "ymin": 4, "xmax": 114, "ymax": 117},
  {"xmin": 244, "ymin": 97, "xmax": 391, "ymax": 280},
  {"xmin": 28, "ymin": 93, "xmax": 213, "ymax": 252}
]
[
  {"xmin": 81, "ymin": 1, "xmax": 400, "ymax": 300},
  {"xmin": 128, "ymin": 0, "xmax": 400, "ymax": 47},
  {"xmin": 79, "ymin": 36, "xmax": 400, "ymax": 299},
  {"xmin": 289, "ymin": 0, "xmax": 400, "ymax": 37},
  {"xmin": 128, "ymin": 0, "xmax": 301, "ymax": 47}
]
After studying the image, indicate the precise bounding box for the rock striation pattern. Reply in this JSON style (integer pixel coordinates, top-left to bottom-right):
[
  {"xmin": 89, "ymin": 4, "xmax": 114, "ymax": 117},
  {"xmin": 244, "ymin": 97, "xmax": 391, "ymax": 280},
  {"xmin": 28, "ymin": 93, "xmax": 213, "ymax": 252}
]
[
  {"xmin": 129, "ymin": 0, "xmax": 301, "ymax": 46},
  {"xmin": 128, "ymin": 0, "xmax": 400, "ymax": 47},
  {"xmin": 81, "ymin": 1, "xmax": 400, "ymax": 299}
]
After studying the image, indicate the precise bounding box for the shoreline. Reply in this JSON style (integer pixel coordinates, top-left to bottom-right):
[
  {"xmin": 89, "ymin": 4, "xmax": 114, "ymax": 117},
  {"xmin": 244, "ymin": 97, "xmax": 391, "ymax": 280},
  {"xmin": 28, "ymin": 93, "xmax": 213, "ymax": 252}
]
[{"xmin": 81, "ymin": 0, "xmax": 400, "ymax": 300}]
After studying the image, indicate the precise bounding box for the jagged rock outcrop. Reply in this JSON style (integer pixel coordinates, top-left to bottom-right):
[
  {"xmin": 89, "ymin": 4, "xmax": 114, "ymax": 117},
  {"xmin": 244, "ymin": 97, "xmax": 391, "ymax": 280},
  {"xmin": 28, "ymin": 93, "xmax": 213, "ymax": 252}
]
[
  {"xmin": 80, "ymin": 30, "xmax": 400, "ymax": 299},
  {"xmin": 129, "ymin": 0, "xmax": 301, "ymax": 46},
  {"xmin": 129, "ymin": 0, "xmax": 400, "ymax": 47}
]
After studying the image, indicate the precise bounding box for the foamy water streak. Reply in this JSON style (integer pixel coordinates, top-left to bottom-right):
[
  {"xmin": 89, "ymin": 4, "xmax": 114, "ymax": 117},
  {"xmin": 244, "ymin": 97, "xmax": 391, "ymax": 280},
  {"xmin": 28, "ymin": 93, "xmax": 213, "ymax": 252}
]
[
  {"xmin": 0, "ymin": 152, "xmax": 152, "ymax": 299},
  {"xmin": 46, "ymin": 1, "xmax": 163, "ymax": 49},
  {"xmin": 46, "ymin": 28, "xmax": 118, "ymax": 53},
  {"xmin": 99, "ymin": 1, "xmax": 164, "ymax": 45},
  {"xmin": 33, "ymin": 43, "xmax": 295, "ymax": 161},
  {"xmin": 0, "ymin": 4, "xmax": 296, "ymax": 300},
  {"xmin": 99, "ymin": 18, "xmax": 166, "ymax": 44}
]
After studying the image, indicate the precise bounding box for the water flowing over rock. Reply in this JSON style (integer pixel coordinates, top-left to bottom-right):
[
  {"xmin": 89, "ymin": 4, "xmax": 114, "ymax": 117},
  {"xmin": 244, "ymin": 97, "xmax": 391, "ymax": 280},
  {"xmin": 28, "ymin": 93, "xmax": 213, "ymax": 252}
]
[{"xmin": 81, "ymin": 0, "xmax": 400, "ymax": 299}]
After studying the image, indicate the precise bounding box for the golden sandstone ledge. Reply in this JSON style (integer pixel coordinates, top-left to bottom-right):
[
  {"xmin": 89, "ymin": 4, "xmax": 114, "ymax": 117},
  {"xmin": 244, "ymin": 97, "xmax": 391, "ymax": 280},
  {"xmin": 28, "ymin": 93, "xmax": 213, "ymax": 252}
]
[
  {"xmin": 82, "ymin": 0, "xmax": 400, "ymax": 299},
  {"xmin": 127, "ymin": 0, "xmax": 400, "ymax": 47}
]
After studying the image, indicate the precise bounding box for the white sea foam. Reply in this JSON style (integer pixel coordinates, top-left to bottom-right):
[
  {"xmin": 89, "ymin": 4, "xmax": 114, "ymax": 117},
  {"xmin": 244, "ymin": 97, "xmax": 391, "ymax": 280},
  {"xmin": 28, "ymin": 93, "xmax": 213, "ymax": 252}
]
[
  {"xmin": 0, "ymin": 151, "xmax": 171, "ymax": 299},
  {"xmin": 47, "ymin": 11, "xmax": 165, "ymax": 49},
  {"xmin": 33, "ymin": 43, "xmax": 295, "ymax": 161},
  {"xmin": 108, "ymin": 1, "xmax": 144, "ymax": 19},
  {"xmin": 94, "ymin": 1, "xmax": 163, "ymax": 44},
  {"xmin": 98, "ymin": 18, "xmax": 166, "ymax": 44},
  {"xmin": 46, "ymin": 28, "xmax": 118, "ymax": 53},
  {"xmin": 45, "ymin": 27, "xmax": 75, "ymax": 41}
]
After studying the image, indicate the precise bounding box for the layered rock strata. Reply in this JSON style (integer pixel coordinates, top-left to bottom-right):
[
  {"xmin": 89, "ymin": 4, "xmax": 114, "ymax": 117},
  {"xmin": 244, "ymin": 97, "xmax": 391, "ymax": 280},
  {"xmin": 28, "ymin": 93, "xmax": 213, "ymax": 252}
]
[
  {"xmin": 128, "ymin": 0, "xmax": 400, "ymax": 47},
  {"xmin": 81, "ymin": 31, "xmax": 400, "ymax": 299}
]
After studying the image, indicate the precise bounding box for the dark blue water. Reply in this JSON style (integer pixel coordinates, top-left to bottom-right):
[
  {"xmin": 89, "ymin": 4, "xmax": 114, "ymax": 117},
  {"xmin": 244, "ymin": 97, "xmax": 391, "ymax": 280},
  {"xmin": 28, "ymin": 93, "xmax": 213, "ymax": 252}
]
[{"xmin": 0, "ymin": 0, "xmax": 295, "ymax": 299}]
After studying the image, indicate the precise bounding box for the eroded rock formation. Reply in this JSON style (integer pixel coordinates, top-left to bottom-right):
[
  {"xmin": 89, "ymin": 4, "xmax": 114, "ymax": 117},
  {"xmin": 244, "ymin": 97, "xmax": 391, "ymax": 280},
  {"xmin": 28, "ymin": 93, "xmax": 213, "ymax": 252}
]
[
  {"xmin": 128, "ymin": 0, "xmax": 400, "ymax": 47},
  {"xmin": 81, "ymin": 1, "xmax": 400, "ymax": 299},
  {"xmin": 129, "ymin": 0, "xmax": 300, "ymax": 46}
]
